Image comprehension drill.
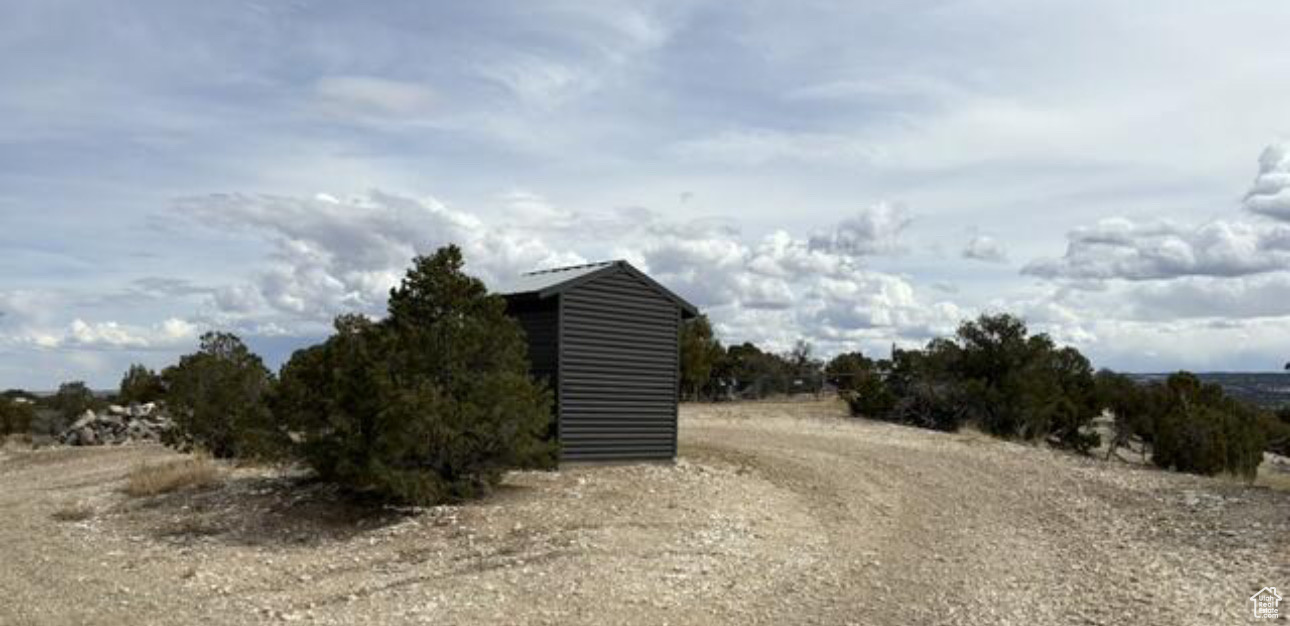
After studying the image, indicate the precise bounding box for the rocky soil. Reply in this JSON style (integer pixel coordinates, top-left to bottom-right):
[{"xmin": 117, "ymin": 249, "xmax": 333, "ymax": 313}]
[{"xmin": 1, "ymin": 400, "xmax": 1286, "ymax": 625}]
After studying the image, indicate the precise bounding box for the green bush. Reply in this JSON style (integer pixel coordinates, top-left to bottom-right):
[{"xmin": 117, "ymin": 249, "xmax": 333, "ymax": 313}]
[
  {"xmin": 0, "ymin": 398, "xmax": 35, "ymax": 436},
  {"xmin": 846, "ymin": 315, "xmax": 1099, "ymax": 451},
  {"xmin": 679, "ymin": 315, "xmax": 723, "ymax": 400},
  {"xmin": 274, "ymin": 245, "xmax": 555, "ymax": 505},
  {"xmin": 1261, "ymin": 410, "xmax": 1290, "ymax": 456},
  {"xmin": 844, "ymin": 368, "xmax": 896, "ymax": 419},
  {"xmin": 834, "ymin": 315, "xmax": 1265, "ymax": 477},
  {"xmin": 850, "ymin": 346, "xmax": 965, "ymax": 431},
  {"xmin": 887, "ymin": 382, "xmax": 966, "ymax": 432},
  {"xmin": 947, "ymin": 316, "xmax": 1099, "ymax": 449},
  {"xmin": 713, "ymin": 342, "xmax": 795, "ymax": 398},
  {"xmin": 1026, "ymin": 347, "xmax": 1101, "ymax": 453},
  {"xmin": 2, "ymin": 389, "xmax": 37, "ymax": 402},
  {"xmin": 1152, "ymin": 405, "xmax": 1262, "ymax": 477},
  {"xmin": 163, "ymin": 332, "xmax": 281, "ymax": 459},
  {"xmin": 50, "ymin": 381, "xmax": 97, "ymax": 421},
  {"xmin": 117, "ymin": 364, "xmax": 165, "ymax": 405},
  {"xmin": 1145, "ymin": 373, "xmax": 1264, "ymax": 478},
  {"xmin": 826, "ymin": 352, "xmax": 874, "ymax": 394},
  {"xmin": 1093, "ymin": 369, "xmax": 1157, "ymax": 462}
]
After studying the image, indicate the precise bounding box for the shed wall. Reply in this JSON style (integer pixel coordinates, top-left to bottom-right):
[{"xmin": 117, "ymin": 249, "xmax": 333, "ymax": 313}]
[
  {"xmin": 558, "ymin": 270, "xmax": 679, "ymax": 461},
  {"xmin": 507, "ymin": 298, "xmax": 560, "ymax": 390}
]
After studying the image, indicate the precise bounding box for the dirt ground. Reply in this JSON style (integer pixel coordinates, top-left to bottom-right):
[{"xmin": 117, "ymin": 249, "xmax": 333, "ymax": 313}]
[{"xmin": 2, "ymin": 400, "xmax": 1286, "ymax": 625}]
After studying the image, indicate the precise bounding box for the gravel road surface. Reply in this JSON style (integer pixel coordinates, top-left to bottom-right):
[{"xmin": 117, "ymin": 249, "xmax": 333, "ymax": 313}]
[{"xmin": 1, "ymin": 400, "xmax": 1285, "ymax": 625}]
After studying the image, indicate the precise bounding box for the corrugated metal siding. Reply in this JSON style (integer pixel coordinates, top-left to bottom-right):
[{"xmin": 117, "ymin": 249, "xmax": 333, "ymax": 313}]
[
  {"xmin": 507, "ymin": 300, "xmax": 560, "ymax": 389},
  {"xmin": 559, "ymin": 269, "xmax": 679, "ymax": 461}
]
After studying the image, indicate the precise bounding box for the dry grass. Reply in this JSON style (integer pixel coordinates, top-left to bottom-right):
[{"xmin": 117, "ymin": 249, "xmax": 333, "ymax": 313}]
[
  {"xmin": 51, "ymin": 501, "xmax": 95, "ymax": 522},
  {"xmin": 124, "ymin": 455, "xmax": 221, "ymax": 497},
  {"xmin": 1, "ymin": 433, "xmax": 32, "ymax": 451}
]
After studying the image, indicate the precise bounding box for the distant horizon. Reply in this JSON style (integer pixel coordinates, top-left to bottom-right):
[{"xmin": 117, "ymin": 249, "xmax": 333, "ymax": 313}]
[{"xmin": 1134, "ymin": 370, "xmax": 1290, "ymax": 375}]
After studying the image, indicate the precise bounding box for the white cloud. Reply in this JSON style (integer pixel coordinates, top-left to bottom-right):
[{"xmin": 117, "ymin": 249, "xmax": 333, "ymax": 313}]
[
  {"xmin": 1124, "ymin": 274, "xmax": 1290, "ymax": 321},
  {"xmin": 731, "ymin": 273, "xmax": 794, "ymax": 310},
  {"xmin": 168, "ymin": 189, "xmax": 958, "ymax": 361},
  {"xmin": 1023, "ymin": 217, "xmax": 1290, "ymax": 281},
  {"xmin": 497, "ymin": 190, "xmax": 581, "ymax": 229},
  {"xmin": 212, "ymin": 283, "xmax": 265, "ymax": 314},
  {"xmin": 175, "ymin": 191, "xmax": 584, "ymax": 323},
  {"xmin": 637, "ymin": 229, "xmax": 750, "ymax": 309},
  {"xmin": 749, "ymin": 230, "xmax": 848, "ymax": 279},
  {"xmin": 1005, "ymin": 142, "xmax": 1290, "ymax": 369},
  {"xmin": 1061, "ymin": 316, "xmax": 1290, "ymax": 373},
  {"xmin": 0, "ymin": 289, "xmax": 204, "ymax": 385},
  {"xmin": 0, "ymin": 290, "xmax": 58, "ymax": 334},
  {"xmin": 808, "ymin": 273, "xmax": 939, "ymax": 331},
  {"xmin": 808, "ymin": 203, "xmax": 911, "ymax": 258},
  {"xmin": 3, "ymin": 317, "xmax": 198, "ymax": 351},
  {"xmin": 962, "ymin": 235, "xmax": 1008, "ymax": 263},
  {"xmin": 65, "ymin": 317, "xmax": 196, "ymax": 350},
  {"xmin": 1245, "ymin": 141, "xmax": 1290, "ymax": 221},
  {"xmin": 622, "ymin": 205, "xmax": 961, "ymax": 354}
]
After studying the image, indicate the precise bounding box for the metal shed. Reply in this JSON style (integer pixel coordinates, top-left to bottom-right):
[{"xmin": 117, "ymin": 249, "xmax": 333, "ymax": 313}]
[{"xmin": 499, "ymin": 260, "xmax": 698, "ymax": 462}]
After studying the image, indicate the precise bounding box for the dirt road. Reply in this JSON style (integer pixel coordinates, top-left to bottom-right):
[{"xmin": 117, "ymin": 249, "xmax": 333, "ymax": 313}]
[{"xmin": 1, "ymin": 401, "xmax": 1285, "ymax": 625}]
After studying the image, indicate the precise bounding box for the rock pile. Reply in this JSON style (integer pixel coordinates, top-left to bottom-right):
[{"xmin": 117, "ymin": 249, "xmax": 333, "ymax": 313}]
[{"xmin": 59, "ymin": 403, "xmax": 175, "ymax": 446}]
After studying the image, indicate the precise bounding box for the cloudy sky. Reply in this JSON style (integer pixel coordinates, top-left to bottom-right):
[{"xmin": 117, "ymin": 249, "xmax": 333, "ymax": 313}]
[{"xmin": 4, "ymin": 1, "xmax": 1290, "ymax": 389}]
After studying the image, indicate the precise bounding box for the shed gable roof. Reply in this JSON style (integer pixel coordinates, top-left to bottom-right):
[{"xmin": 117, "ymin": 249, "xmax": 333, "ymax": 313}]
[{"xmin": 499, "ymin": 260, "xmax": 698, "ymax": 317}]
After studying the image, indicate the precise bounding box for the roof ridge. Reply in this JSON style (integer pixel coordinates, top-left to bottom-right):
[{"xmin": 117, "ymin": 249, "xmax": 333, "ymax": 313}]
[{"xmin": 521, "ymin": 260, "xmax": 619, "ymax": 276}]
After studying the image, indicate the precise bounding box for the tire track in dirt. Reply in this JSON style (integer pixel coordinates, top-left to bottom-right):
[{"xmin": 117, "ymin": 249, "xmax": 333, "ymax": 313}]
[
  {"xmin": 681, "ymin": 403, "xmax": 1285, "ymax": 625},
  {"xmin": 2, "ymin": 403, "xmax": 1285, "ymax": 625}
]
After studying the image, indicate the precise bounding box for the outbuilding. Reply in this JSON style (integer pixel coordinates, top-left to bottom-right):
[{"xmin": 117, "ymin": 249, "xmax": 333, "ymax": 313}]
[{"xmin": 500, "ymin": 260, "xmax": 698, "ymax": 462}]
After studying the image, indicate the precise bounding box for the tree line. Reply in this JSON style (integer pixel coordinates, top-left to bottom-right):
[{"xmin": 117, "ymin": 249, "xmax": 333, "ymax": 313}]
[
  {"xmin": 5, "ymin": 250, "xmax": 1288, "ymax": 498},
  {"xmin": 681, "ymin": 312, "xmax": 1290, "ymax": 480},
  {"xmin": 680, "ymin": 316, "xmax": 827, "ymax": 400},
  {"xmin": 1, "ymin": 383, "xmax": 100, "ymax": 440}
]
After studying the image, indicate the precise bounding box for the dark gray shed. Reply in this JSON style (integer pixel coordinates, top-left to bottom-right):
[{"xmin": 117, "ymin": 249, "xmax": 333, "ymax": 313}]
[{"xmin": 500, "ymin": 260, "xmax": 698, "ymax": 462}]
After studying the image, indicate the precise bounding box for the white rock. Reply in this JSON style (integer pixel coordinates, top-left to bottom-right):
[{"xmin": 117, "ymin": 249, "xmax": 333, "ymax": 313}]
[{"xmin": 70, "ymin": 410, "xmax": 98, "ymax": 430}]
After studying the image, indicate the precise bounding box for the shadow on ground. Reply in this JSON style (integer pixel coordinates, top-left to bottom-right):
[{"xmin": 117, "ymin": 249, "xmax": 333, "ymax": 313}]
[
  {"xmin": 116, "ymin": 467, "xmax": 548, "ymax": 548},
  {"xmin": 119, "ymin": 471, "xmax": 415, "ymax": 547}
]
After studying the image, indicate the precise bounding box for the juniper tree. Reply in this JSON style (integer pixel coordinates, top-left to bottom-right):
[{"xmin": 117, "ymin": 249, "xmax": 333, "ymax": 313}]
[
  {"xmin": 1094, "ymin": 370, "xmax": 1152, "ymax": 461},
  {"xmin": 1147, "ymin": 372, "xmax": 1264, "ymax": 479},
  {"xmin": 51, "ymin": 381, "xmax": 96, "ymax": 421},
  {"xmin": 275, "ymin": 245, "xmax": 555, "ymax": 505},
  {"xmin": 825, "ymin": 351, "xmax": 874, "ymax": 393},
  {"xmin": 118, "ymin": 364, "xmax": 165, "ymax": 405},
  {"xmin": 163, "ymin": 332, "xmax": 279, "ymax": 459},
  {"xmin": 680, "ymin": 315, "xmax": 723, "ymax": 400}
]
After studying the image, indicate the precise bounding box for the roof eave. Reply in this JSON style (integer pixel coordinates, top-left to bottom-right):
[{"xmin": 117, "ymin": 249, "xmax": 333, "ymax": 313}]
[
  {"xmin": 506, "ymin": 260, "xmax": 700, "ymax": 317},
  {"xmin": 533, "ymin": 263, "xmax": 622, "ymax": 299},
  {"xmin": 616, "ymin": 262, "xmax": 699, "ymax": 318}
]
